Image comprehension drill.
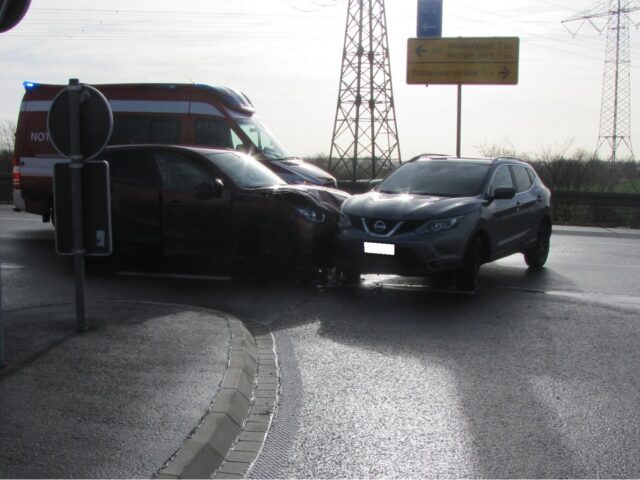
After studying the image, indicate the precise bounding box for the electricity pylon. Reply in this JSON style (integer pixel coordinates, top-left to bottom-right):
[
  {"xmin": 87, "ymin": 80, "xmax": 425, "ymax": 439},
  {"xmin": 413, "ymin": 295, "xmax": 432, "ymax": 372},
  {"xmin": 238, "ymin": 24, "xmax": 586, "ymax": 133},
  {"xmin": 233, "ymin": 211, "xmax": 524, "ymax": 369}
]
[
  {"xmin": 563, "ymin": 0, "xmax": 639, "ymax": 162},
  {"xmin": 328, "ymin": 0, "xmax": 401, "ymax": 181}
]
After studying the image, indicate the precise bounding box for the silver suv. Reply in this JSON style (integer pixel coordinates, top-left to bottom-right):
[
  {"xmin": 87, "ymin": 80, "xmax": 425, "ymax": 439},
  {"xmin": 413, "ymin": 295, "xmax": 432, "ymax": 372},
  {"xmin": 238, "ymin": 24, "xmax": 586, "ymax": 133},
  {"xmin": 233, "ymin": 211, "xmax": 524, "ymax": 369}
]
[{"xmin": 336, "ymin": 155, "xmax": 552, "ymax": 291}]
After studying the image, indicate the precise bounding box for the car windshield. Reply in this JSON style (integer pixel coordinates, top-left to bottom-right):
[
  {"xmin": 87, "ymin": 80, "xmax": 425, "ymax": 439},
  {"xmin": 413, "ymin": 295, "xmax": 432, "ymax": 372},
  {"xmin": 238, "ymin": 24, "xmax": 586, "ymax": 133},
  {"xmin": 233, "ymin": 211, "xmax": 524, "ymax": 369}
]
[
  {"xmin": 236, "ymin": 118, "xmax": 294, "ymax": 161},
  {"xmin": 378, "ymin": 161, "xmax": 491, "ymax": 197},
  {"xmin": 204, "ymin": 152, "xmax": 286, "ymax": 189}
]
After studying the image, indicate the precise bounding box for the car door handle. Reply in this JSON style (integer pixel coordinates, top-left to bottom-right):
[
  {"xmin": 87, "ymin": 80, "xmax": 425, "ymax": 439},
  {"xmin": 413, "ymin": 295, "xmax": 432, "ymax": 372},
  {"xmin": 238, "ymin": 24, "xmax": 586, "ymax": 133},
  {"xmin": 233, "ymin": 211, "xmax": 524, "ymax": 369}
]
[{"xmin": 537, "ymin": 195, "xmax": 544, "ymax": 202}]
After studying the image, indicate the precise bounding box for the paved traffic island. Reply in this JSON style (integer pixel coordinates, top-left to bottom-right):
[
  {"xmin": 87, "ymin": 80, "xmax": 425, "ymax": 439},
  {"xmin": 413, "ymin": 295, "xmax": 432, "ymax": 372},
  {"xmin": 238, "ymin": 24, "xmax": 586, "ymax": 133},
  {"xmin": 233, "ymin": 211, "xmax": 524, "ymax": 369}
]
[{"xmin": 0, "ymin": 301, "xmax": 277, "ymax": 479}]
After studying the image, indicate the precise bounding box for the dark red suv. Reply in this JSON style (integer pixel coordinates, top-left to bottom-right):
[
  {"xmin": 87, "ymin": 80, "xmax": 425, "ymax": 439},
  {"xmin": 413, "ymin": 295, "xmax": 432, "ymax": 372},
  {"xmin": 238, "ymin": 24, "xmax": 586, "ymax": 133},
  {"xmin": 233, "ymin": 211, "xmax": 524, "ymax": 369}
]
[{"xmin": 102, "ymin": 145, "xmax": 349, "ymax": 274}]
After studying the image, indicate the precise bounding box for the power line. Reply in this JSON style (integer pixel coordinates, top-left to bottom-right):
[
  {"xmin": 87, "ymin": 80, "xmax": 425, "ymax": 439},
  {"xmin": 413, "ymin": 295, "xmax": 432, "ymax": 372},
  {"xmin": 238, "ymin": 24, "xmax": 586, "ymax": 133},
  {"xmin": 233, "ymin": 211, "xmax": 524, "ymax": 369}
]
[{"xmin": 564, "ymin": 0, "xmax": 638, "ymax": 161}]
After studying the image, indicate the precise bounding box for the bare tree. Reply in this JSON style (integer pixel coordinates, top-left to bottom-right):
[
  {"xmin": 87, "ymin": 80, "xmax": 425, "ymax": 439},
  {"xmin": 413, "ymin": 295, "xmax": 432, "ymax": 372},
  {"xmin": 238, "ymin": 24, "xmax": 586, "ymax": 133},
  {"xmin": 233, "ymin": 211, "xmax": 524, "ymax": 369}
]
[
  {"xmin": 0, "ymin": 120, "xmax": 16, "ymax": 174},
  {"xmin": 0, "ymin": 119, "xmax": 17, "ymax": 152}
]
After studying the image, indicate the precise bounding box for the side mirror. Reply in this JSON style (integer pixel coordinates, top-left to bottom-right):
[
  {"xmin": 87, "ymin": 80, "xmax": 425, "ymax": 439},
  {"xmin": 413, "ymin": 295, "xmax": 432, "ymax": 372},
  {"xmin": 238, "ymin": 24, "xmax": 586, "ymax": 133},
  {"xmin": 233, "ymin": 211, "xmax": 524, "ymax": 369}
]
[
  {"xmin": 214, "ymin": 178, "xmax": 225, "ymax": 197},
  {"xmin": 492, "ymin": 186, "xmax": 516, "ymax": 200},
  {"xmin": 195, "ymin": 179, "xmax": 224, "ymax": 200}
]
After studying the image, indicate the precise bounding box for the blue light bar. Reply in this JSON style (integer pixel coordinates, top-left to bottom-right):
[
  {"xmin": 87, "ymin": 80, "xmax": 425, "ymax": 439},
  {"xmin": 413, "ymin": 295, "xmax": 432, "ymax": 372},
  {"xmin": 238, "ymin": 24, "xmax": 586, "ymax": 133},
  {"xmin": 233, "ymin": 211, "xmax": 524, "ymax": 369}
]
[{"xmin": 23, "ymin": 81, "xmax": 39, "ymax": 90}]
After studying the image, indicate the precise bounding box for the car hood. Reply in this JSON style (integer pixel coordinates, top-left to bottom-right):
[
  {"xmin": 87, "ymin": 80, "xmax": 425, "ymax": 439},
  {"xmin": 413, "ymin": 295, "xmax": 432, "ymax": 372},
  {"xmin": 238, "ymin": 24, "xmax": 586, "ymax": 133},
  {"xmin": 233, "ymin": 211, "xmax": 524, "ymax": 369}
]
[
  {"xmin": 255, "ymin": 184, "xmax": 350, "ymax": 213},
  {"xmin": 272, "ymin": 158, "xmax": 337, "ymax": 185},
  {"xmin": 342, "ymin": 191, "xmax": 481, "ymax": 220}
]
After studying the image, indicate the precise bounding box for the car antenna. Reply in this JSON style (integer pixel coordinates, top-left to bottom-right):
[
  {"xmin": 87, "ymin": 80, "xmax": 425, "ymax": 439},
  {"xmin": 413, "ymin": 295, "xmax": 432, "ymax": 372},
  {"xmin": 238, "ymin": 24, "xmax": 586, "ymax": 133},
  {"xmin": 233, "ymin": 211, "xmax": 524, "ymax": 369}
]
[{"xmin": 185, "ymin": 74, "xmax": 195, "ymax": 85}]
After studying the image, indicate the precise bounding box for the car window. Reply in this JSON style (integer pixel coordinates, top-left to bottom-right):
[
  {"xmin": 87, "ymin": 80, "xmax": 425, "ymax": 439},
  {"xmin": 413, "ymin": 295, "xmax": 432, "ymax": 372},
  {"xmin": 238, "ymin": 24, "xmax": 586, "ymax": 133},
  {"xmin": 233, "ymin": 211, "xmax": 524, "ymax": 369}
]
[
  {"xmin": 489, "ymin": 165, "xmax": 515, "ymax": 196},
  {"xmin": 377, "ymin": 161, "xmax": 491, "ymax": 197},
  {"xmin": 512, "ymin": 165, "xmax": 533, "ymax": 192},
  {"xmin": 195, "ymin": 118, "xmax": 235, "ymax": 149},
  {"xmin": 108, "ymin": 150, "xmax": 159, "ymax": 186},
  {"xmin": 526, "ymin": 167, "xmax": 537, "ymax": 184},
  {"xmin": 154, "ymin": 152, "xmax": 213, "ymax": 190}
]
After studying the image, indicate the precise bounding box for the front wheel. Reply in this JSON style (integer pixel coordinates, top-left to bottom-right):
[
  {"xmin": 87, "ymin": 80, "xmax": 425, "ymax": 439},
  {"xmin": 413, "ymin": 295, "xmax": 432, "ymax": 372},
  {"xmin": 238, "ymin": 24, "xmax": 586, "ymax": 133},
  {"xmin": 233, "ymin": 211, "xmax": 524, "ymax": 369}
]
[
  {"xmin": 456, "ymin": 236, "xmax": 484, "ymax": 292},
  {"xmin": 524, "ymin": 221, "xmax": 551, "ymax": 269}
]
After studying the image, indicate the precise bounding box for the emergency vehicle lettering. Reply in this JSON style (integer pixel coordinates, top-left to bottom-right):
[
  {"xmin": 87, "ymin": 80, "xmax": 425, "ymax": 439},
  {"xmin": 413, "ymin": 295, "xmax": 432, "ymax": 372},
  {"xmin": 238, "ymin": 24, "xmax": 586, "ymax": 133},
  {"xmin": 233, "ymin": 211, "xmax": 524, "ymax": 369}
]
[{"xmin": 30, "ymin": 131, "xmax": 51, "ymax": 142}]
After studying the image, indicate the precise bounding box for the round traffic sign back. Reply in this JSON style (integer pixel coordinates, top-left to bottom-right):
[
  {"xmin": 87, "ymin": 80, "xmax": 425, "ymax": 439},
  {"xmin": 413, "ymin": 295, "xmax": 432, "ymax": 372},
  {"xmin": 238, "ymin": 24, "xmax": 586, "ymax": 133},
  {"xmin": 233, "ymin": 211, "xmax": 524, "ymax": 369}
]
[
  {"xmin": 0, "ymin": 0, "xmax": 31, "ymax": 33},
  {"xmin": 48, "ymin": 83, "xmax": 113, "ymax": 160}
]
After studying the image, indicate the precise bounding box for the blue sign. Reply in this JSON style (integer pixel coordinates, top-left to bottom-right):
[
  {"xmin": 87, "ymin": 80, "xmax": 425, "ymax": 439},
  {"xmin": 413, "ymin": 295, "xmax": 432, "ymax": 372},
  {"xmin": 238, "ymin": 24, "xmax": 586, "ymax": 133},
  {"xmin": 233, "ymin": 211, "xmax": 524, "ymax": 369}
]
[{"xmin": 417, "ymin": 0, "xmax": 443, "ymax": 38}]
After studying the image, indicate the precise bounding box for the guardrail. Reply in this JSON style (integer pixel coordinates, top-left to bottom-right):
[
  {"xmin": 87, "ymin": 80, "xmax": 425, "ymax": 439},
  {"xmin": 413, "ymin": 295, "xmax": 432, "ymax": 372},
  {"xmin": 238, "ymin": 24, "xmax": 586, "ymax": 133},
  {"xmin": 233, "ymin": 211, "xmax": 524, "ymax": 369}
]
[
  {"xmin": 551, "ymin": 190, "xmax": 639, "ymax": 228},
  {"xmin": 551, "ymin": 191, "xmax": 640, "ymax": 208},
  {"xmin": 0, "ymin": 173, "xmax": 11, "ymax": 203}
]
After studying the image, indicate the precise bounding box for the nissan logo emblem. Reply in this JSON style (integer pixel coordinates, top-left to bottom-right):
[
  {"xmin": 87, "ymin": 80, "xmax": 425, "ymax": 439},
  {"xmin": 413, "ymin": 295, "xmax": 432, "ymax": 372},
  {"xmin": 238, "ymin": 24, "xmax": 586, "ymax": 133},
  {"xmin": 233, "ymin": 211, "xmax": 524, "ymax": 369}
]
[{"xmin": 373, "ymin": 220, "xmax": 387, "ymax": 233}]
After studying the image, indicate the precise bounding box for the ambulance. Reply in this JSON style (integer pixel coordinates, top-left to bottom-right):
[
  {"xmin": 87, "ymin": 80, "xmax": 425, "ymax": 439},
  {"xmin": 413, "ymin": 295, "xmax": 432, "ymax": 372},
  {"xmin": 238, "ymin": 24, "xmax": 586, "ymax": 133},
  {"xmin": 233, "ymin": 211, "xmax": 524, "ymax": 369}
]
[{"xmin": 12, "ymin": 82, "xmax": 337, "ymax": 221}]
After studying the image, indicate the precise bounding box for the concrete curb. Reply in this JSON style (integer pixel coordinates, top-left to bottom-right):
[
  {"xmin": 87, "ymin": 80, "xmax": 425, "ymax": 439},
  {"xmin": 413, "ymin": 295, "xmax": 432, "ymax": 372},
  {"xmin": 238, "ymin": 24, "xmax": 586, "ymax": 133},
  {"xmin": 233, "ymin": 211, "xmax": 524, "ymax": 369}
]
[{"xmin": 158, "ymin": 316, "xmax": 278, "ymax": 480}]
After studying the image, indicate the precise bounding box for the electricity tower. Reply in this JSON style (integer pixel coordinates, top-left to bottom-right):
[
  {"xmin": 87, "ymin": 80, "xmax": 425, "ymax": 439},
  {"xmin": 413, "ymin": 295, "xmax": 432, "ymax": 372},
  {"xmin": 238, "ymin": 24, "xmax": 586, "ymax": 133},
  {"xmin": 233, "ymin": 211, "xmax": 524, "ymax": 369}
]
[
  {"xmin": 328, "ymin": 0, "xmax": 401, "ymax": 181},
  {"xmin": 563, "ymin": 0, "xmax": 639, "ymax": 162}
]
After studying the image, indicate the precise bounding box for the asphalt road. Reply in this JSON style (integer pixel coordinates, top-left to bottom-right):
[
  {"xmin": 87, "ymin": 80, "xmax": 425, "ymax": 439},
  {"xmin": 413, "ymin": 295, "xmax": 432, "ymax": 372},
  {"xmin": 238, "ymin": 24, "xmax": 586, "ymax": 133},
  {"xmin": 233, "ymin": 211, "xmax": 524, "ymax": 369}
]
[{"xmin": 2, "ymin": 205, "xmax": 640, "ymax": 478}]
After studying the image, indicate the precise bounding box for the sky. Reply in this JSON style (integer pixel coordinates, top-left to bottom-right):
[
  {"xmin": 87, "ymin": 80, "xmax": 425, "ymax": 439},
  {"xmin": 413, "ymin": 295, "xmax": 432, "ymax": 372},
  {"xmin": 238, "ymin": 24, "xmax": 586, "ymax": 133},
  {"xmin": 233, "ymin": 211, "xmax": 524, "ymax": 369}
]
[{"xmin": 0, "ymin": 0, "xmax": 639, "ymax": 161}]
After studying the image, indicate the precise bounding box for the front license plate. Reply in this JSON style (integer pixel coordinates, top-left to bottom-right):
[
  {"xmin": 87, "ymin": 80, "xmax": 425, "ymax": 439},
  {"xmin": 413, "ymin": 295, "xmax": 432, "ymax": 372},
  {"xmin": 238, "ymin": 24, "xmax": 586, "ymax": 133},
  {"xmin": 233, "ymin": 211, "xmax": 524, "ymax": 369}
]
[{"xmin": 364, "ymin": 242, "xmax": 395, "ymax": 256}]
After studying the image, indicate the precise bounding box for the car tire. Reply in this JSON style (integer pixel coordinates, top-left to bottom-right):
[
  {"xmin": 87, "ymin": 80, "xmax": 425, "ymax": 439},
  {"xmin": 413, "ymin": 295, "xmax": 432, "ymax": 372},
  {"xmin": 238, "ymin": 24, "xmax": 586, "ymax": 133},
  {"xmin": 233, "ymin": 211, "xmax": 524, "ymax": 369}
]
[
  {"xmin": 524, "ymin": 220, "xmax": 551, "ymax": 269},
  {"xmin": 456, "ymin": 236, "xmax": 484, "ymax": 292}
]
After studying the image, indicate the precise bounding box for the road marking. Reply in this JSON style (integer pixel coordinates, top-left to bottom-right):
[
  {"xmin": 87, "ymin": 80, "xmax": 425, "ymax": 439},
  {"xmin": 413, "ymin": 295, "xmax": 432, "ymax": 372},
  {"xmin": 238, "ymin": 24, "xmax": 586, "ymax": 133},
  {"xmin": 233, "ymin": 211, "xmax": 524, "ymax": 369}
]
[{"xmin": 116, "ymin": 271, "xmax": 233, "ymax": 282}]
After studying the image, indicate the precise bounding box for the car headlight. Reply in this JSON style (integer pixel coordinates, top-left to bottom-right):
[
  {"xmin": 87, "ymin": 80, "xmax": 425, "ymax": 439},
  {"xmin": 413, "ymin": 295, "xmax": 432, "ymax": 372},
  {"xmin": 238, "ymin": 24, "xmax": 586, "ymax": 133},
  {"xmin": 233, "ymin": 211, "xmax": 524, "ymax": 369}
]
[
  {"xmin": 417, "ymin": 215, "xmax": 464, "ymax": 234},
  {"xmin": 297, "ymin": 207, "xmax": 326, "ymax": 223},
  {"xmin": 338, "ymin": 212, "xmax": 352, "ymax": 228}
]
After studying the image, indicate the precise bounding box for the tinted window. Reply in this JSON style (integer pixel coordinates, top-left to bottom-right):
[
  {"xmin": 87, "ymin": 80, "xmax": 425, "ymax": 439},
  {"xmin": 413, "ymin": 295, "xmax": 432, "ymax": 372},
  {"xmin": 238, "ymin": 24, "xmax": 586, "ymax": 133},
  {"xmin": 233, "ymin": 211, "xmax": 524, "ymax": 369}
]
[
  {"xmin": 489, "ymin": 165, "xmax": 515, "ymax": 196},
  {"xmin": 109, "ymin": 150, "xmax": 158, "ymax": 185},
  {"xmin": 512, "ymin": 165, "xmax": 533, "ymax": 192},
  {"xmin": 111, "ymin": 115, "xmax": 180, "ymax": 144},
  {"xmin": 195, "ymin": 119, "xmax": 234, "ymax": 149},
  {"xmin": 155, "ymin": 152, "xmax": 213, "ymax": 190},
  {"xmin": 378, "ymin": 161, "xmax": 491, "ymax": 197}
]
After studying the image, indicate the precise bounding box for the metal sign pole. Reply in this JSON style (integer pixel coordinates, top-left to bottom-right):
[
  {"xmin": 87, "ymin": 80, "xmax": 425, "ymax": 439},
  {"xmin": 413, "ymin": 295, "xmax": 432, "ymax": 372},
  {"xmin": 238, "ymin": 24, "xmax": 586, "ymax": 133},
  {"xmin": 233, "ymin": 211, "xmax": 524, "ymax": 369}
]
[
  {"xmin": 456, "ymin": 84, "xmax": 462, "ymax": 158},
  {"xmin": 68, "ymin": 78, "xmax": 87, "ymax": 332},
  {"xmin": 0, "ymin": 253, "xmax": 5, "ymax": 368}
]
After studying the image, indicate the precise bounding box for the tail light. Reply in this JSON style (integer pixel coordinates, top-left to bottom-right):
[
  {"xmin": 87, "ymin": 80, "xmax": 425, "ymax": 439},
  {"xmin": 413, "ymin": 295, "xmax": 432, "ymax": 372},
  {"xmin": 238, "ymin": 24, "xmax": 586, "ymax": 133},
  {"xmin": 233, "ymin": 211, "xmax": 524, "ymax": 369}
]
[{"xmin": 12, "ymin": 158, "xmax": 21, "ymax": 189}]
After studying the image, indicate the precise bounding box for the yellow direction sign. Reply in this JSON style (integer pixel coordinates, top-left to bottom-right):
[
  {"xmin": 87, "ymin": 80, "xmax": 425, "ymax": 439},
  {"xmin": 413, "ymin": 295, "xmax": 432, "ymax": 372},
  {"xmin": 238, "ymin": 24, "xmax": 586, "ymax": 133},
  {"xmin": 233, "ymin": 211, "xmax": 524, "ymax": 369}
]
[{"xmin": 407, "ymin": 37, "xmax": 519, "ymax": 85}]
